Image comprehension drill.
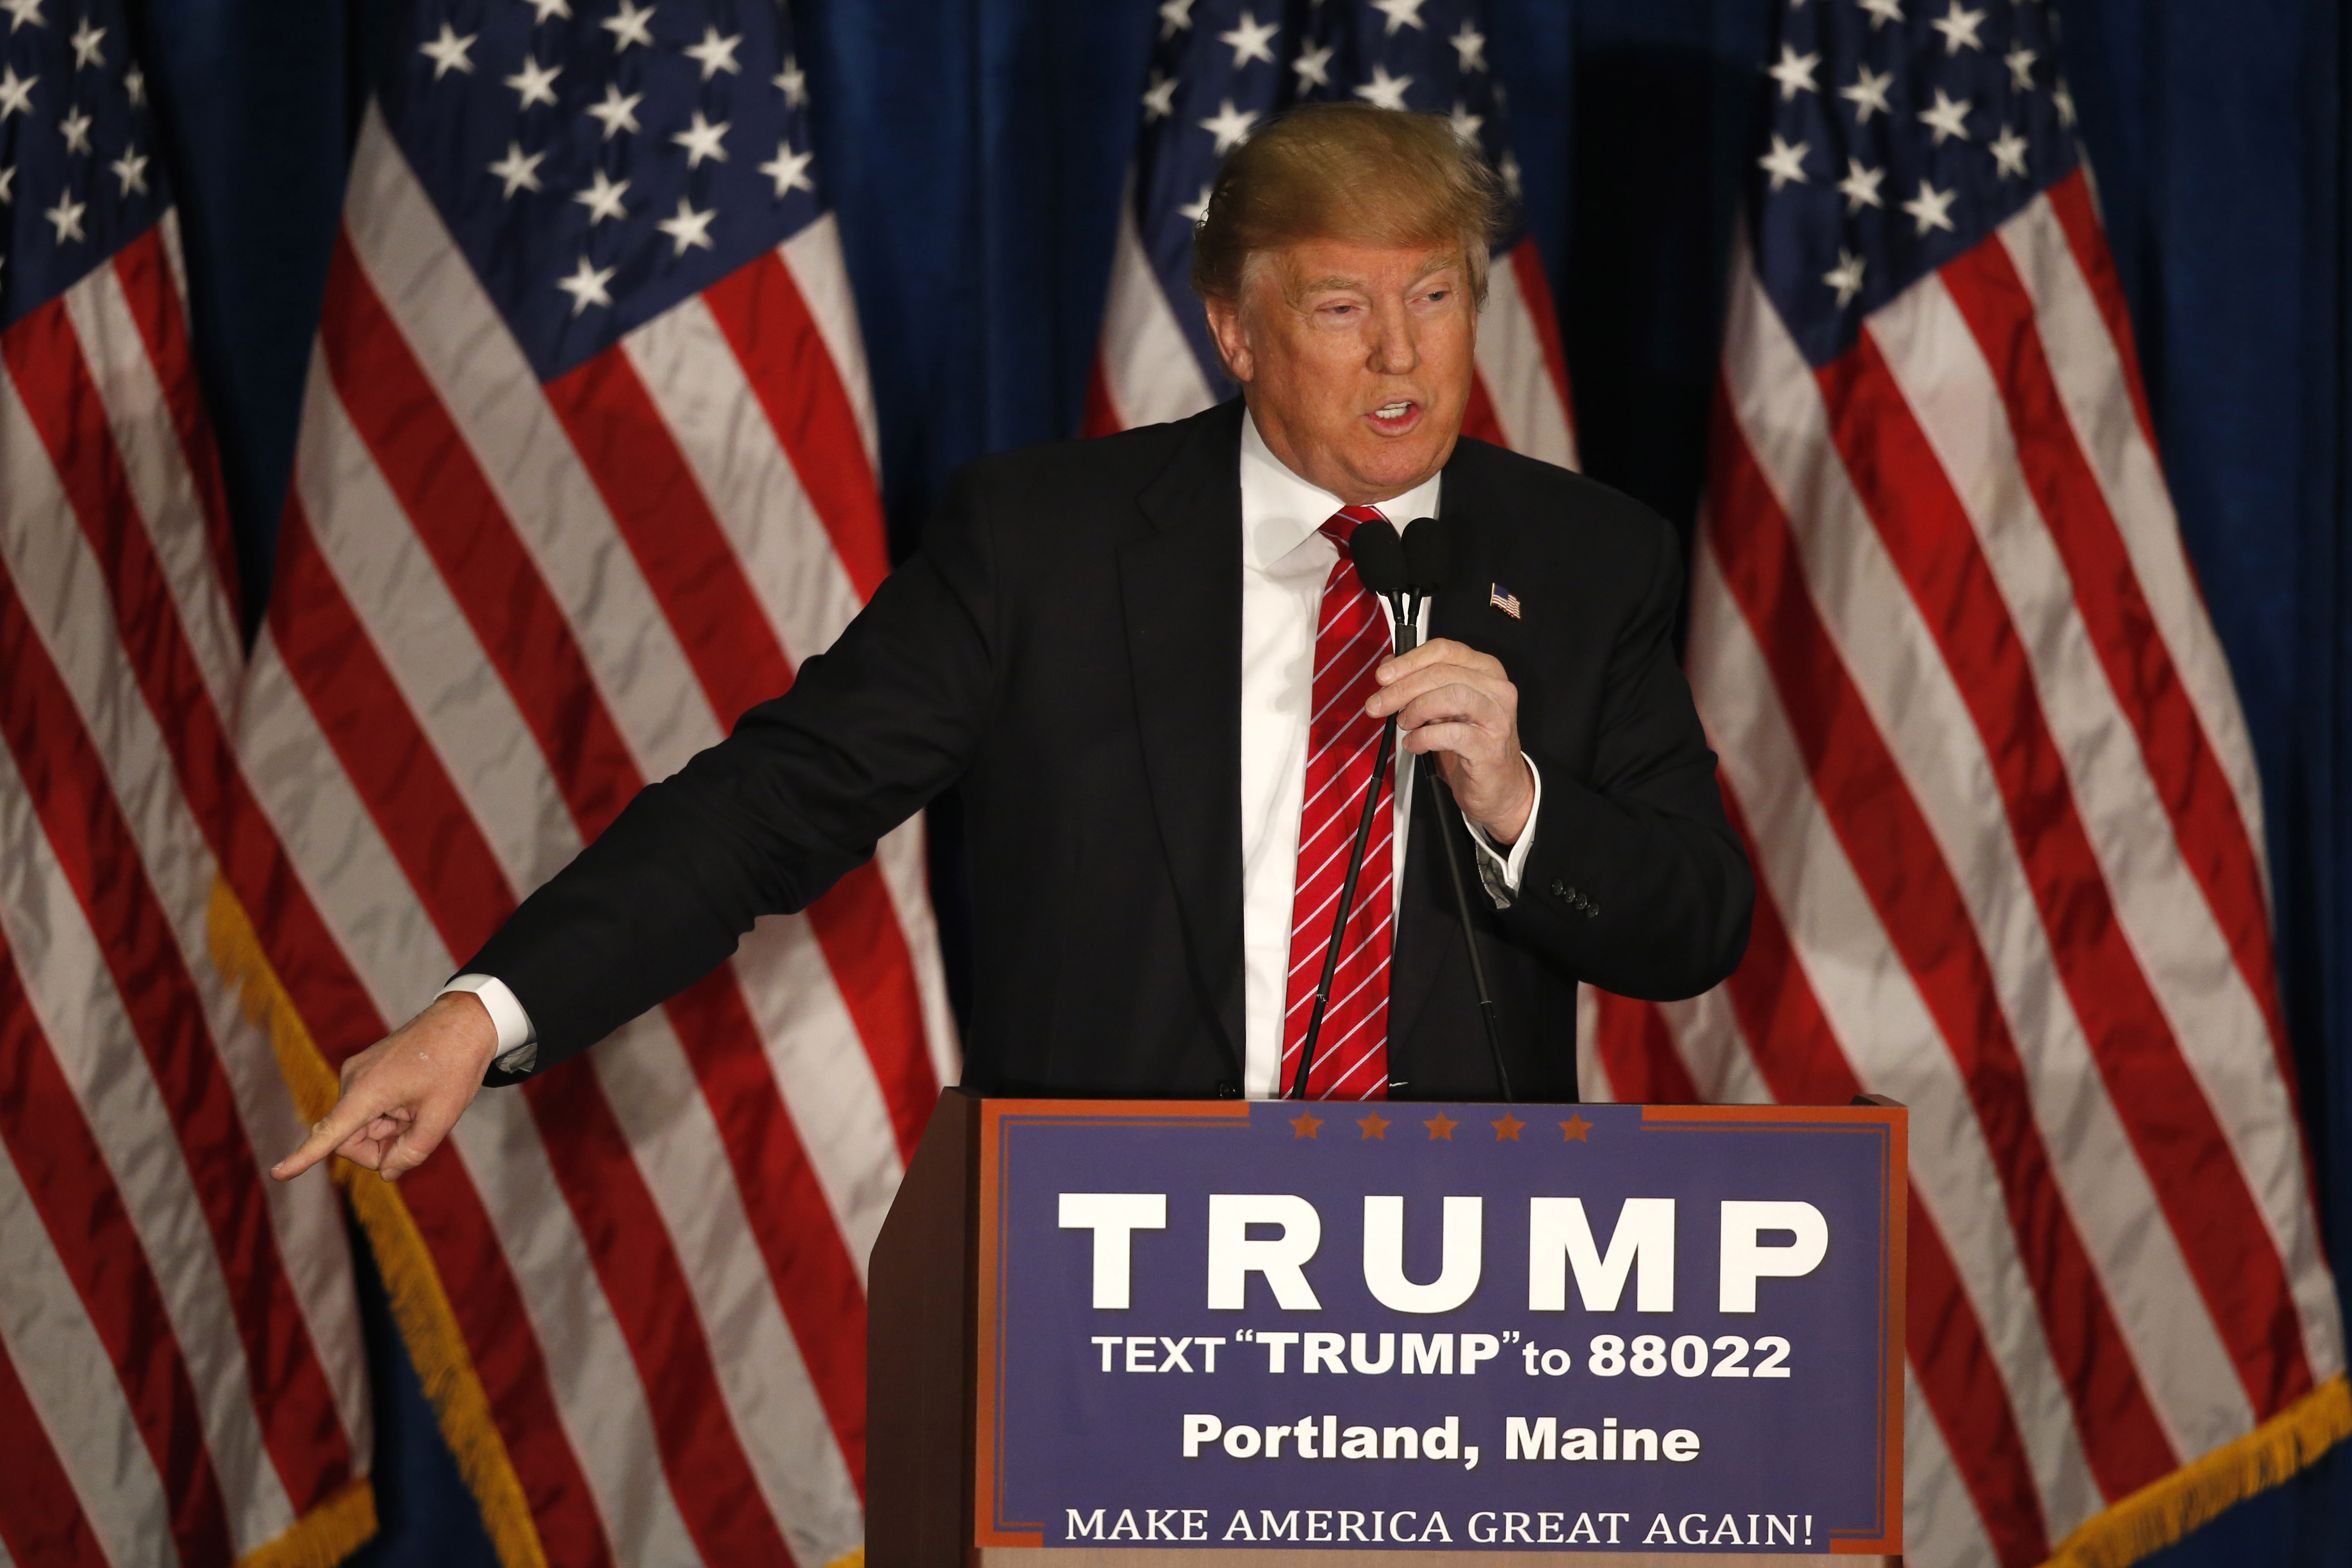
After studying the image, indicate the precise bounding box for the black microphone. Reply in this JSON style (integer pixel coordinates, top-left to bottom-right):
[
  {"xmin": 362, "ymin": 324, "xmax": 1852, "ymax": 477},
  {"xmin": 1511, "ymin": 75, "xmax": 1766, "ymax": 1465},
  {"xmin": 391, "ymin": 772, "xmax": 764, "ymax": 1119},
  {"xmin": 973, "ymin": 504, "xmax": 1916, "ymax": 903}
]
[
  {"xmin": 1396, "ymin": 515, "xmax": 1514, "ymax": 1101},
  {"xmin": 1401, "ymin": 515, "xmax": 1449, "ymax": 603},
  {"xmin": 1350, "ymin": 514, "xmax": 1408, "ymax": 598},
  {"xmin": 1288, "ymin": 519, "xmax": 1406, "ymax": 1098}
]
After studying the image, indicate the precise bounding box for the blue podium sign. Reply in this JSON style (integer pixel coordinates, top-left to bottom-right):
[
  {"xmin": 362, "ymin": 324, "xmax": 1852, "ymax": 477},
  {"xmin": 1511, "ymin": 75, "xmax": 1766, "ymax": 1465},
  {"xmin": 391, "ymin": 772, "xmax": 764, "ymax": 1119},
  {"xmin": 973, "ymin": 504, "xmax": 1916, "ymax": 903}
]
[{"xmin": 970, "ymin": 1099, "xmax": 1904, "ymax": 1556}]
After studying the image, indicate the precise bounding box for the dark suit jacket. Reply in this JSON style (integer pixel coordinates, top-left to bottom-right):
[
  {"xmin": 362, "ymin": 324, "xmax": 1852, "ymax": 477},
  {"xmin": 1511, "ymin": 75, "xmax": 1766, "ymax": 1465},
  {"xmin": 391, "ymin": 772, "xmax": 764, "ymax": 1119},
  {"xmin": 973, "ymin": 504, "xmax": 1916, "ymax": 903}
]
[{"xmin": 470, "ymin": 400, "xmax": 1752, "ymax": 1100}]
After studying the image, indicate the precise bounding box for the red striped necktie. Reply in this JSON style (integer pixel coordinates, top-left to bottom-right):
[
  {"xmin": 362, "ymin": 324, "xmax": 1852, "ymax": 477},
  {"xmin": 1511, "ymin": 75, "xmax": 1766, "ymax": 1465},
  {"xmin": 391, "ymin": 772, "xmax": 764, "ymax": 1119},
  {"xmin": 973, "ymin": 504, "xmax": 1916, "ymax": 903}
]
[{"xmin": 1279, "ymin": 505, "xmax": 1396, "ymax": 1100}]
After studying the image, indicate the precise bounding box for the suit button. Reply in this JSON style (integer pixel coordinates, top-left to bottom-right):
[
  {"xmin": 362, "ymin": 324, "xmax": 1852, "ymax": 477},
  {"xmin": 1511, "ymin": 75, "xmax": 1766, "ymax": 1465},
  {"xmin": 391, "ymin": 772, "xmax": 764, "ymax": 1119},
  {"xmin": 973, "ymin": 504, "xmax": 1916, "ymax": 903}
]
[
  {"xmin": 1215, "ymin": 1079, "xmax": 1239, "ymax": 1099},
  {"xmin": 1586, "ymin": 904, "xmax": 1600, "ymax": 919},
  {"xmin": 1551, "ymin": 880, "xmax": 1573, "ymax": 902}
]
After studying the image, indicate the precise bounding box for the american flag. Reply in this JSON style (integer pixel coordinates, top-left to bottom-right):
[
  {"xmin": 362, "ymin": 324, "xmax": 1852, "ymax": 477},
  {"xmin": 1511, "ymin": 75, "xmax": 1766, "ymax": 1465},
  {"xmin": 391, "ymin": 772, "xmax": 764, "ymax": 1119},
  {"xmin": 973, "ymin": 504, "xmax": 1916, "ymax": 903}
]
[
  {"xmin": 1582, "ymin": 2, "xmax": 2348, "ymax": 1564},
  {"xmin": 1086, "ymin": 0, "xmax": 1576, "ymax": 470},
  {"xmin": 0, "ymin": 0, "xmax": 377, "ymax": 1563},
  {"xmin": 234, "ymin": 0, "xmax": 954, "ymax": 1562}
]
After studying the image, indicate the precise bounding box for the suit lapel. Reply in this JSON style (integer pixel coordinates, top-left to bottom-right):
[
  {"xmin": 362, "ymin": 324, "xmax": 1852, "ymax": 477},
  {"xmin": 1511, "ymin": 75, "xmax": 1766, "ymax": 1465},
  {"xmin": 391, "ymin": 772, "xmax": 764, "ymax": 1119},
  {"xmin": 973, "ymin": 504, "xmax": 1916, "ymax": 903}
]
[{"xmin": 1121, "ymin": 402, "xmax": 1248, "ymax": 1073}]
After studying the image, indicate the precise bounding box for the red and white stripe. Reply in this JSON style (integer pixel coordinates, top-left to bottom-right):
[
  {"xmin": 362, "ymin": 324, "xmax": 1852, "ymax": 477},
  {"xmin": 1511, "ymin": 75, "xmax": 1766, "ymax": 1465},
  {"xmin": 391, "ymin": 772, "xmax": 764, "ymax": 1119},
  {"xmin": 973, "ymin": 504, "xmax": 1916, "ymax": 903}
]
[
  {"xmin": 234, "ymin": 106, "xmax": 955, "ymax": 1564},
  {"xmin": 1466, "ymin": 240, "xmax": 1577, "ymax": 468},
  {"xmin": 0, "ymin": 219, "xmax": 372, "ymax": 1564},
  {"xmin": 1580, "ymin": 171, "xmax": 2341, "ymax": 1567},
  {"xmin": 1279, "ymin": 510, "xmax": 1399, "ymax": 1102},
  {"xmin": 1085, "ymin": 197, "xmax": 1578, "ymax": 472},
  {"xmin": 1084, "ymin": 186, "xmax": 1218, "ymax": 437}
]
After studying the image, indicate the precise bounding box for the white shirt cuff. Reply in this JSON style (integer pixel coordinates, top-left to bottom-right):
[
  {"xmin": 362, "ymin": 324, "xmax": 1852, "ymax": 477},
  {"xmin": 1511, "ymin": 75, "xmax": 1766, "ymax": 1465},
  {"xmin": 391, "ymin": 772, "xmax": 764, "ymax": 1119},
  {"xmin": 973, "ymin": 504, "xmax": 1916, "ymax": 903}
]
[
  {"xmin": 1462, "ymin": 757, "xmax": 1542, "ymax": 909},
  {"xmin": 438, "ymin": 974, "xmax": 539, "ymax": 1075}
]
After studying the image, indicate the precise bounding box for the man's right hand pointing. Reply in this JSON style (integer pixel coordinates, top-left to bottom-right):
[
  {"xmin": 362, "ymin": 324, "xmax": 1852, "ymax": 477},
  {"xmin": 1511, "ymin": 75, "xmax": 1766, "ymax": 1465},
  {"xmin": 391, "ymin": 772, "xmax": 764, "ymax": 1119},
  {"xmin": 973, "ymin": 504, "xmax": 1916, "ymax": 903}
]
[{"xmin": 270, "ymin": 990, "xmax": 504, "ymax": 1183}]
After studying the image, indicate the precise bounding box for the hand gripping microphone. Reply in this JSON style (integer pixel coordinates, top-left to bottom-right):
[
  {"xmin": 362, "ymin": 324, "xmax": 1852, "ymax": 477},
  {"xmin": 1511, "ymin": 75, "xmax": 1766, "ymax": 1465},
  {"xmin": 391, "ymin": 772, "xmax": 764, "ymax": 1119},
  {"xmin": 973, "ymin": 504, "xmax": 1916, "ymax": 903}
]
[
  {"xmin": 1397, "ymin": 517, "xmax": 1515, "ymax": 1101},
  {"xmin": 1287, "ymin": 519, "xmax": 1407, "ymax": 1098}
]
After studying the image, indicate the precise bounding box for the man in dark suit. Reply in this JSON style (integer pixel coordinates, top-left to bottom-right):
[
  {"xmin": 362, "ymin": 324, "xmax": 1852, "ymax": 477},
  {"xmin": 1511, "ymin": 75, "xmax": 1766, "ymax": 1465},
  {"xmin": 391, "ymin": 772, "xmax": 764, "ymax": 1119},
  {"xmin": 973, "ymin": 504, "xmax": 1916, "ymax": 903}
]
[{"xmin": 276, "ymin": 103, "xmax": 1749, "ymax": 1186}]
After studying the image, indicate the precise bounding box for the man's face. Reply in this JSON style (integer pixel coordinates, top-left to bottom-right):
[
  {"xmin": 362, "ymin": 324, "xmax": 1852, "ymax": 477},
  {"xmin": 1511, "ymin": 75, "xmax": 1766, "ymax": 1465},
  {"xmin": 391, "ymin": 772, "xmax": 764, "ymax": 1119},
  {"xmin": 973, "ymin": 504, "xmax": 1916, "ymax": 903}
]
[{"xmin": 1204, "ymin": 236, "xmax": 1476, "ymax": 505}]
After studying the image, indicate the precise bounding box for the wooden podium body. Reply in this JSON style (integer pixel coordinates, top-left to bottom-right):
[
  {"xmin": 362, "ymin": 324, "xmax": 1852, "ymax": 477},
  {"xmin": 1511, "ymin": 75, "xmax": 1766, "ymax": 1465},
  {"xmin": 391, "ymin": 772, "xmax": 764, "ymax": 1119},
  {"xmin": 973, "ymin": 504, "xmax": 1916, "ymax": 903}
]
[{"xmin": 869, "ymin": 1091, "xmax": 1902, "ymax": 1567}]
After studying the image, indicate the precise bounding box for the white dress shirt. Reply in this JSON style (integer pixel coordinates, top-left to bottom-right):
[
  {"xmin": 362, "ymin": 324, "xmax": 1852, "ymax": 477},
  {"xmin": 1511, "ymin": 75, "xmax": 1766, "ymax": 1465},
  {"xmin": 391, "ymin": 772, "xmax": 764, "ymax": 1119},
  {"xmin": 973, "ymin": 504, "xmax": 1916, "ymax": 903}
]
[{"xmin": 456, "ymin": 409, "xmax": 1539, "ymax": 1086}]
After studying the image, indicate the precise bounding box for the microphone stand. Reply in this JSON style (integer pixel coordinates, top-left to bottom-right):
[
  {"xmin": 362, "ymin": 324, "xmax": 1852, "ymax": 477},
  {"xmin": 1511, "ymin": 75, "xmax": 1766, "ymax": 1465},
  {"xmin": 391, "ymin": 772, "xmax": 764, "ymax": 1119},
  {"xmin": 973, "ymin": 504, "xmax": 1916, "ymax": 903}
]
[
  {"xmin": 1420, "ymin": 748, "xmax": 1514, "ymax": 1101},
  {"xmin": 1388, "ymin": 592, "xmax": 1514, "ymax": 1103}
]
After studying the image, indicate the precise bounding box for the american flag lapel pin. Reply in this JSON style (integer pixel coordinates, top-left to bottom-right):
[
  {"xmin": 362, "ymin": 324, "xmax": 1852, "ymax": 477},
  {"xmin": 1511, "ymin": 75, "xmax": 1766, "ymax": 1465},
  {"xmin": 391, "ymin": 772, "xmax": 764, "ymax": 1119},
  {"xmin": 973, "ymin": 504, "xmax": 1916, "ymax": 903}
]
[{"xmin": 1490, "ymin": 583, "xmax": 1523, "ymax": 619}]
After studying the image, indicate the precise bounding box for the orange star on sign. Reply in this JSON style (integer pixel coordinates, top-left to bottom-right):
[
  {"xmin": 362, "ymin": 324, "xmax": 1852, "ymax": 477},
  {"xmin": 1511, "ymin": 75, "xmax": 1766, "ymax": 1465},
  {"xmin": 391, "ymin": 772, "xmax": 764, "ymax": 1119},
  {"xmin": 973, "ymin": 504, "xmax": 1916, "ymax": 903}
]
[
  {"xmin": 1560, "ymin": 1114, "xmax": 1594, "ymax": 1142},
  {"xmin": 1292, "ymin": 1111, "xmax": 1323, "ymax": 1140},
  {"xmin": 1357, "ymin": 1112, "xmax": 1391, "ymax": 1140},
  {"xmin": 1423, "ymin": 1113, "xmax": 1459, "ymax": 1141},
  {"xmin": 1492, "ymin": 1113, "xmax": 1525, "ymax": 1141}
]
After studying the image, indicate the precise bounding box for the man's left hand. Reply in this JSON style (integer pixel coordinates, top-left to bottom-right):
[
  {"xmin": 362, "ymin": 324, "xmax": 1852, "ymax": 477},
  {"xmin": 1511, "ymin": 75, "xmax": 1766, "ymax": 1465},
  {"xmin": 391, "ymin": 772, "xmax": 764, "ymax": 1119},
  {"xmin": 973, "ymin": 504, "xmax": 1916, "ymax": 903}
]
[{"xmin": 1367, "ymin": 637, "xmax": 1535, "ymax": 843}]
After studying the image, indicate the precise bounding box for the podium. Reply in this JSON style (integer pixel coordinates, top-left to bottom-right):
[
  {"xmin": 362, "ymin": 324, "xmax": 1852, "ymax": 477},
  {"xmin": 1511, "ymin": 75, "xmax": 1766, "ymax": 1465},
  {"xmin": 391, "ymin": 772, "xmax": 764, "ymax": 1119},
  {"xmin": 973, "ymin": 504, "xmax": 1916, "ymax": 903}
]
[{"xmin": 870, "ymin": 1091, "xmax": 1903, "ymax": 1565}]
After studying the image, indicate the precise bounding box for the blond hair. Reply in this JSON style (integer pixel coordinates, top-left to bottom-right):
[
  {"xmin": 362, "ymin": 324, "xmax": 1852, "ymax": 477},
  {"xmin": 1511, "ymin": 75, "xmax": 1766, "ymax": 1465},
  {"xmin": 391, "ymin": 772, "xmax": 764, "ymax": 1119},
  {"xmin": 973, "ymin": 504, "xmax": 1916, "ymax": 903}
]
[{"xmin": 1189, "ymin": 102, "xmax": 1507, "ymax": 307}]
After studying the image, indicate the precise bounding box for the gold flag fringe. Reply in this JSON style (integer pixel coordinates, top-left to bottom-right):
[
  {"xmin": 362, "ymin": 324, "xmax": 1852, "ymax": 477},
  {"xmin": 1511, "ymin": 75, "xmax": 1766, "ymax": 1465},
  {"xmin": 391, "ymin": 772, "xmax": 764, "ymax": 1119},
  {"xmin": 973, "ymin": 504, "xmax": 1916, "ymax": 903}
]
[
  {"xmin": 236, "ymin": 1475, "xmax": 377, "ymax": 1568},
  {"xmin": 210, "ymin": 878, "xmax": 548, "ymax": 1568},
  {"xmin": 2044, "ymin": 1373, "xmax": 2352, "ymax": 1568}
]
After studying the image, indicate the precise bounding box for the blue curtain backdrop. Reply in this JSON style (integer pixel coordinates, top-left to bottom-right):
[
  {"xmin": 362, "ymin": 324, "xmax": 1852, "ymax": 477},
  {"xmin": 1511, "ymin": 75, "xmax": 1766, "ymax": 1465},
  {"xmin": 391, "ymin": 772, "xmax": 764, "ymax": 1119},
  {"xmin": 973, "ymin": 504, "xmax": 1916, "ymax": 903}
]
[{"xmin": 123, "ymin": 0, "xmax": 2351, "ymax": 1560}]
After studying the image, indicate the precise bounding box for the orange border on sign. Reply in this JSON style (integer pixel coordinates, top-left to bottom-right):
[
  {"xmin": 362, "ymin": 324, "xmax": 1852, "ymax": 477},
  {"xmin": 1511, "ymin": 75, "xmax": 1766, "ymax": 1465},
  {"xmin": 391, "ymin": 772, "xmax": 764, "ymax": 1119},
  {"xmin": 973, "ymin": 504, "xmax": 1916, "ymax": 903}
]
[
  {"xmin": 972, "ymin": 1100, "xmax": 1906, "ymax": 1556},
  {"xmin": 1641, "ymin": 1103, "xmax": 1909, "ymax": 1555},
  {"xmin": 972, "ymin": 1099, "xmax": 1253, "ymax": 1549}
]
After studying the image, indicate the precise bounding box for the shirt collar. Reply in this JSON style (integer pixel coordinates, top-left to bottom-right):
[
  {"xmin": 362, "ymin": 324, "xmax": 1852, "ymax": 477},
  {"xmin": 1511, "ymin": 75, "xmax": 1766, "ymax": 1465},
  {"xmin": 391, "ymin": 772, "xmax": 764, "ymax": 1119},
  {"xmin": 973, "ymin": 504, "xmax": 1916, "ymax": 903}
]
[{"xmin": 1238, "ymin": 405, "xmax": 1444, "ymax": 575}]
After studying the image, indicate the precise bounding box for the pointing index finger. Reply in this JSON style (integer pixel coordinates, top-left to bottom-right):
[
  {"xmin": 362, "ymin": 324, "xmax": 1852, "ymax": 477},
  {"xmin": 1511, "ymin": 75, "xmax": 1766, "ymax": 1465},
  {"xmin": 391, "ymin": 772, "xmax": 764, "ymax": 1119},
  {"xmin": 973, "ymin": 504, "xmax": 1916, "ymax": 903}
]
[{"xmin": 270, "ymin": 1090, "xmax": 386, "ymax": 1182}]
